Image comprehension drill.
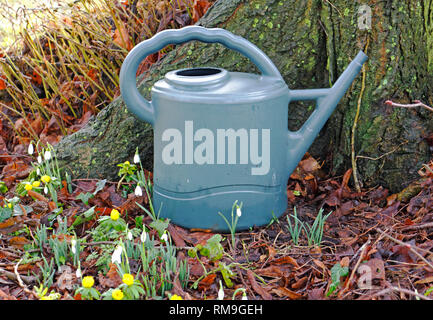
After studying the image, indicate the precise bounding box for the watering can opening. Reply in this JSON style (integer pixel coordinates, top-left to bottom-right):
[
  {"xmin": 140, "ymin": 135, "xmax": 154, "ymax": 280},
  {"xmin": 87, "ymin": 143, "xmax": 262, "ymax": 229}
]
[
  {"xmin": 165, "ymin": 67, "xmax": 229, "ymax": 88},
  {"xmin": 176, "ymin": 67, "xmax": 222, "ymax": 77}
]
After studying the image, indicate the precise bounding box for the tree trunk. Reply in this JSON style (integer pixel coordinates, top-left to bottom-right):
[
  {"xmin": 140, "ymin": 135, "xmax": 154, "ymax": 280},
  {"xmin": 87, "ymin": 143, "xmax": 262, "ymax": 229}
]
[{"xmin": 55, "ymin": 0, "xmax": 433, "ymax": 192}]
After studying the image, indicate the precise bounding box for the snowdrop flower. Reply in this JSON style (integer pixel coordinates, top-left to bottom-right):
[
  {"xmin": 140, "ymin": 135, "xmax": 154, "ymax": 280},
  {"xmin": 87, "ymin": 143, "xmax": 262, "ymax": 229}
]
[
  {"xmin": 36, "ymin": 168, "xmax": 40, "ymax": 176},
  {"xmin": 127, "ymin": 231, "xmax": 133, "ymax": 241},
  {"xmin": 76, "ymin": 268, "xmax": 82, "ymax": 278},
  {"xmin": 43, "ymin": 150, "xmax": 51, "ymax": 161},
  {"xmin": 242, "ymin": 293, "xmax": 248, "ymax": 300},
  {"xmin": 37, "ymin": 155, "xmax": 42, "ymax": 164},
  {"xmin": 133, "ymin": 153, "xmax": 140, "ymax": 164},
  {"xmin": 134, "ymin": 185, "xmax": 142, "ymax": 197},
  {"xmin": 71, "ymin": 239, "xmax": 77, "ymax": 255},
  {"xmin": 160, "ymin": 232, "xmax": 168, "ymax": 242},
  {"xmin": 111, "ymin": 245, "xmax": 122, "ymax": 264},
  {"xmin": 44, "ymin": 186, "xmax": 48, "ymax": 194},
  {"xmin": 140, "ymin": 230, "xmax": 147, "ymax": 243},
  {"xmin": 236, "ymin": 206, "xmax": 242, "ymax": 218},
  {"xmin": 218, "ymin": 281, "xmax": 224, "ymax": 300},
  {"xmin": 28, "ymin": 143, "xmax": 34, "ymax": 155}
]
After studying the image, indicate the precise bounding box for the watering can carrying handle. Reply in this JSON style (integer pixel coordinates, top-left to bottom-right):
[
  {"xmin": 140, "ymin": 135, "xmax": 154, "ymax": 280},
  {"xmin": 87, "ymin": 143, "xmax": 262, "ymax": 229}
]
[{"xmin": 119, "ymin": 26, "xmax": 284, "ymax": 125}]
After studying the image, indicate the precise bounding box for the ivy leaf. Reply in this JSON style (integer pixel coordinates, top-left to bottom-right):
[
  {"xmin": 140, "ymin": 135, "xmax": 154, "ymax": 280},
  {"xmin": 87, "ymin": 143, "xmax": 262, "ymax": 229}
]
[
  {"xmin": 149, "ymin": 218, "xmax": 170, "ymax": 236},
  {"xmin": 199, "ymin": 234, "xmax": 224, "ymax": 261},
  {"xmin": 0, "ymin": 181, "xmax": 8, "ymax": 194},
  {"xmin": 93, "ymin": 179, "xmax": 107, "ymax": 195},
  {"xmin": 218, "ymin": 262, "xmax": 235, "ymax": 288},
  {"xmin": 0, "ymin": 207, "xmax": 12, "ymax": 223},
  {"xmin": 13, "ymin": 205, "xmax": 33, "ymax": 216},
  {"xmin": 71, "ymin": 206, "xmax": 95, "ymax": 227},
  {"xmin": 76, "ymin": 192, "xmax": 94, "ymax": 205},
  {"xmin": 326, "ymin": 263, "xmax": 349, "ymax": 296}
]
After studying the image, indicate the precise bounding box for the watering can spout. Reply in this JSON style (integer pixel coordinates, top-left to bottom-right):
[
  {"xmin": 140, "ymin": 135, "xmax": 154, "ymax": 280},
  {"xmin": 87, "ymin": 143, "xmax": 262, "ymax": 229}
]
[{"xmin": 287, "ymin": 50, "xmax": 368, "ymax": 175}]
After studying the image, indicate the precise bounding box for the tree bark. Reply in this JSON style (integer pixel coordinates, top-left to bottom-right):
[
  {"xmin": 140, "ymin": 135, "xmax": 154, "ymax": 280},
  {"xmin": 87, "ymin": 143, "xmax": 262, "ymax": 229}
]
[{"xmin": 55, "ymin": 0, "xmax": 433, "ymax": 192}]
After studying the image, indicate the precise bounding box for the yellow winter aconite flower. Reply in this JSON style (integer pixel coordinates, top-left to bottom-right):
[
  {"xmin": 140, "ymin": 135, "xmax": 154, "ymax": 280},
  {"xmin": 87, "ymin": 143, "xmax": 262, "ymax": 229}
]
[
  {"xmin": 110, "ymin": 209, "xmax": 120, "ymax": 221},
  {"xmin": 41, "ymin": 175, "xmax": 51, "ymax": 184},
  {"xmin": 170, "ymin": 294, "xmax": 183, "ymax": 300},
  {"xmin": 32, "ymin": 181, "xmax": 41, "ymax": 187},
  {"xmin": 112, "ymin": 289, "xmax": 124, "ymax": 300},
  {"xmin": 122, "ymin": 273, "xmax": 134, "ymax": 286},
  {"xmin": 24, "ymin": 184, "xmax": 32, "ymax": 191},
  {"xmin": 82, "ymin": 276, "xmax": 95, "ymax": 288}
]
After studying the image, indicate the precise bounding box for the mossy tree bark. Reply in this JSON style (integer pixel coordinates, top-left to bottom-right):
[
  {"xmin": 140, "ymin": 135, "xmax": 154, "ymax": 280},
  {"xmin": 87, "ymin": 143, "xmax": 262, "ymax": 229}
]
[{"xmin": 55, "ymin": 0, "xmax": 433, "ymax": 192}]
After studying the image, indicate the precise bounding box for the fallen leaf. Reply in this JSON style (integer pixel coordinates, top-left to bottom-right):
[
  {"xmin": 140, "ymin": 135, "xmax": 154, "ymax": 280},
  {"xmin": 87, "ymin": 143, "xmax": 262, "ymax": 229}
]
[
  {"xmin": 8, "ymin": 236, "xmax": 29, "ymax": 248},
  {"xmin": 313, "ymin": 259, "xmax": 329, "ymax": 276},
  {"xmin": 99, "ymin": 266, "xmax": 122, "ymax": 288},
  {"xmin": 198, "ymin": 273, "xmax": 216, "ymax": 292},
  {"xmin": 272, "ymin": 287, "xmax": 303, "ymax": 299},
  {"xmin": 307, "ymin": 287, "xmax": 325, "ymax": 300},
  {"xmin": 113, "ymin": 22, "xmax": 132, "ymax": 50},
  {"xmin": 291, "ymin": 276, "xmax": 308, "ymax": 290},
  {"xmin": 247, "ymin": 269, "xmax": 272, "ymax": 300},
  {"xmin": 255, "ymin": 265, "xmax": 287, "ymax": 278},
  {"xmin": 363, "ymin": 258, "xmax": 385, "ymax": 281},
  {"xmin": 272, "ymin": 256, "xmax": 300, "ymax": 268},
  {"xmin": 56, "ymin": 265, "xmax": 75, "ymax": 291},
  {"xmin": 0, "ymin": 75, "xmax": 6, "ymax": 90},
  {"xmin": 168, "ymin": 224, "xmax": 186, "ymax": 247},
  {"xmin": 27, "ymin": 189, "xmax": 50, "ymax": 203},
  {"xmin": 0, "ymin": 217, "xmax": 23, "ymax": 235},
  {"xmin": 0, "ymin": 288, "xmax": 17, "ymax": 300},
  {"xmin": 192, "ymin": 0, "xmax": 212, "ymax": 23},
  {"xmin": 414, "ymin": 276, "xmax": 433, "ymax": 285},
  {"xmin": 340, "ymin": 257, "xmax": 350, "ymax": 268}
]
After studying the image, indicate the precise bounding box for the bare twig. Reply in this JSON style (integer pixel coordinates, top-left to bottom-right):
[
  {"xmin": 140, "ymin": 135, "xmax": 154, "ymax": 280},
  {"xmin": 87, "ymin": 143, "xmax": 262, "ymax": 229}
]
[
  {"xmin": 356, "ymin": 141, "xmax": 407, "ymax": 161},
  {"xmin": 400, "ymin": 222, "xmax": 433, "ymax": 232},
  {"xmin": 339, "ymin": 239, "xmax": 371, "ymax": 298},
  {"xmin": 372, "ymin": 286, "xmax": 431, "ymax": 300},
  {"xmin": 384, "ymin": 100, "xmax": 433, "ymax": 113},
  {"xmin": 0, "ymin": 264, "xmax": 36, "ymax": 286},
  {"xmin": 376, "ymin": 228, "xmax": 433, "ymax": 271}
]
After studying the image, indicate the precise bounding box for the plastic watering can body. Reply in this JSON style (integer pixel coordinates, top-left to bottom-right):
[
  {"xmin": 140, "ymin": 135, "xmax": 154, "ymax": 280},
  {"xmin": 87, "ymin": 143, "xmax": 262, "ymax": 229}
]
[{"xmin": 119, "ymin": 26, "xmax": 368, "ymax": 231}]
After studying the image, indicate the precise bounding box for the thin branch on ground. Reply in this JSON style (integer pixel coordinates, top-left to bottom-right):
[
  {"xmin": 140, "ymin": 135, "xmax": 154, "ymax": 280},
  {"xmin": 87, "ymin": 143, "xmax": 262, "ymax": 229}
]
[
  {"xmin": 384, "ymin": 100, "xmax": 433, "ymax": 113},
  {"xmin": 372, "ymin": 286, "xmax": 432, "ymax": 300},
  {"xmin": 400, "ymin": 222, "xmax": 433, "ymax": 232},
  {"xmin": 376, "ymin": 228, "xmax": 433, "ymax": 271}
]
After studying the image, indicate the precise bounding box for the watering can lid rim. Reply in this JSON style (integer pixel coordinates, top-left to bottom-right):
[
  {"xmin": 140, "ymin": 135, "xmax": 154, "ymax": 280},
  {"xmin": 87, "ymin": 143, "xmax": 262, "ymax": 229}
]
[{"xmin": 152, "ymin": 67, "xmax": 288, "ymax": 102}]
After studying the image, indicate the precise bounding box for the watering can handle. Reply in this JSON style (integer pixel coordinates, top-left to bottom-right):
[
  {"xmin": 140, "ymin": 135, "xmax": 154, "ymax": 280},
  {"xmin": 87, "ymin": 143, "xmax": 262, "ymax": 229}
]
[{"xmin": 119, "ymin": 26, "xmax": 284, "ymax": 125}]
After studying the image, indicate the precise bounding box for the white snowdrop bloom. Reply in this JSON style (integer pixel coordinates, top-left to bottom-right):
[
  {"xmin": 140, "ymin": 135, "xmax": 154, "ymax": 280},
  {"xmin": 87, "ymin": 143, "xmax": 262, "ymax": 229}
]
[
  {"xmin": 134, "ymin": 185, "xmax": 143, "ymax": 197},
  {"xmin": 140, "ymin": 230, "xmax": 147, "ymax": 243},
  {"xmin": 76, "ymin": 268, "xmax": 82, "ymax": 278},
  {"xmin": 111, "ymin": 245, "xmax": 123, "ymax": 264},
  {"xmin": 28, "ymin": 143, "xmax": 34, "ymax": 155},
  {"xmin": 37, "ymin": 155, "xmax": 42, "ymax": 164},
  {"xmin": 36, "ymin": 168, "xmax": 40, "ymax": 176},
  {"xmin": 160, "ymin": 232, "xmax": 168, "ymax": 242},
  {"xmin": 127, "ymin": 231, "xmax": 133, "ymax": 241},
  {"xmin": 236, "ymin": 206, "xmax": 242, "ymax": 217},
  {"xmin": 71, "ymin": 239, "xmax": 77, "ymax": 254},
  {"xmin": 44, "ymin": 186, "xmax": 48, "ymax": 194},
  {"xmin": 133, "ymin": 153, "xmax": 140, "ymax": 164},
  {"xmin": 242, "ymin": 293, "xmax": 248, "ymax": 300},
  {"xmin": 44, "ymin": 150, "xmax": 51, "ymax": 161},
  {"xmin": 218, "ymin": 283, "xmax": 224, "ymax": 300}
]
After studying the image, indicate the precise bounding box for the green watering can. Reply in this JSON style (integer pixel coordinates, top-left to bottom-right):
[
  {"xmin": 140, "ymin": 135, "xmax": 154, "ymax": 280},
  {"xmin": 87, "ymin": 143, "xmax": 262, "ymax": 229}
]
[{"xmin": 119, "ymin": 26, "xmax": 367, "ymax": 231}]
